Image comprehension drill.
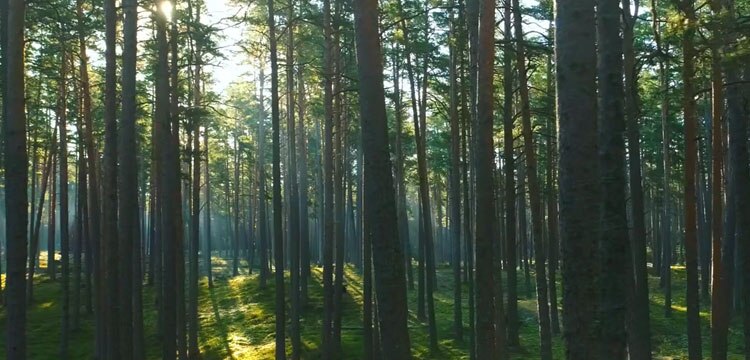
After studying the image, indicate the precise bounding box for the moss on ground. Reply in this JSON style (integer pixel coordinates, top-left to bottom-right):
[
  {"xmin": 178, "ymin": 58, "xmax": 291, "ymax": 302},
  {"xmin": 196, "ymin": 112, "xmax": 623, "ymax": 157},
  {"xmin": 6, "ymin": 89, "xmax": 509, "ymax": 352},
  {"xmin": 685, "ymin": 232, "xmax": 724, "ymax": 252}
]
[{"xmin": 0, "ymin": 256, "xmax": 745, "ymax": 359}]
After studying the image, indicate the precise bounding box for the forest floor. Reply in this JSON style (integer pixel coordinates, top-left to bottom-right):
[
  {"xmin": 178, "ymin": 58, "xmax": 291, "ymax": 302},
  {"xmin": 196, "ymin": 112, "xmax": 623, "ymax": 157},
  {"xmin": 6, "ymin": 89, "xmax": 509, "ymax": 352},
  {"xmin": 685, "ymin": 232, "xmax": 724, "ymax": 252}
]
[{"xmin": 0, "ymin": 254, "xmax": 746, "ymax": 359}]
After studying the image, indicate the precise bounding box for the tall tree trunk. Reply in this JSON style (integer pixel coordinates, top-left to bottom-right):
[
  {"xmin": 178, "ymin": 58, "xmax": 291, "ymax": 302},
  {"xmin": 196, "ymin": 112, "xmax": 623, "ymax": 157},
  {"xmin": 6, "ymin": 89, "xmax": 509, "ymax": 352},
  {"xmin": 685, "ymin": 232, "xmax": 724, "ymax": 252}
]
[
  {"xmin": 75, "ymin": 0, "xmax": 104, "ymax": 353},
  {"xmin": 27, "ymin": 132, "xmax": 54, "ymax": 304},
  {"xmin": 188, "ymin": 0, "xmax": 202, "ymax": 355},
  {"xmin": 409, "ymin": 10, "xmax": 439, "ymax": 350},
  {"xmin": 678, "ymin": 0, "xmax": 703, "ymax": 357},
  {"xmin": 258, "ymin": 68, "xmax": 269, "ymax": 287},
  {"xmin": 286, "ymin": 2, "xmax": 301, "ymax": 356},
  {"xmin": 205, "ymin": 124, "xmax": 213, "ymax": 288},
  {"xmin": 169, "ymin": 14, "xmax": 188, "ymax": 359},
  {"xmin": 448, "ymin": 2, "xmax": 463, "ymax": 343},
  {"xmin": 268, "ymin": 0, "xmax": 286, "ymax": 355},
  {"xmin": 155, "ymin": 1, "xmax": 176, "ymax": 357},
  {"xmin": 596, "ymin": 0, "xmax": 629, "ymax": 355},
  {"xmin": 544, "ymin": 44, "xmax": 561, "ymax": 335},
  {"xmin": 103, "ymin": 0, "xmax": 120, "ymax": 356},
  {"xmin": 502, "ymin": 0, "xmax": 518, "ymax": 346},
  {"xmin": 119, "ymin": 0, "xmax": 138, "ymax": 355},
  {"xmin": 322, "ymin": 0, "xmax": 335, "ymax": 352},
  {"xmin": 58, "ymin": 49, "xmax": 71, "ymax": 360},
  {"xmin": 391, "ymin": 47, "xmax": 412, "ymax": 292},
  {"xmin": 555, "ymin": 0, "xmax": 600, "ymax": 356},
  {"xmin": 351, "ymin": 0, "xmax": 412, "ymax": 355},
  {"xmin": 512, "ymin": 1, "xmax": 551, "ymax": 356},
  {"xmin": 4, "ymin": 1, "xmax": 27, "ymax": 357},
  {"xmin": 723, "ymin": 0, "xmax": 750, "ymax": 353},
  {"xmin": 709, "ymin": 0, "xmax": 728, "ymax": 356},
  {"xmin": 297, "ymin": 65, "xmax": 310, "ymax": 307},
  {"xmin": 48, "ymin": 156, "xmax": 57, "ymax": 282},
  {"xmin": 475, "ymin": 0, "xmax": 497, "ymax": 354},
  {"xmin": 623, "ymin": 0, "xmax": 652, "ymax": 356}
]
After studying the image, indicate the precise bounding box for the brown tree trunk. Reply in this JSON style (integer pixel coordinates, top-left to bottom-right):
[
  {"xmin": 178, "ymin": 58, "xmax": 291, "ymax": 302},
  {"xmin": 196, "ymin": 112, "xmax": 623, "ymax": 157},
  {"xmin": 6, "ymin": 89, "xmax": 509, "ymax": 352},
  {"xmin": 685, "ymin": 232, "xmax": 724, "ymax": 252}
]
[
  {"xmin": 4, "ymin": 1, "xmax": 28, "ymax": 357},
  {"xmin": 512, "ymin": 0, "xmax": 551, "ymax": 356},
  {"xmin": 555, "ymin": 0, "xmax": 600, "ymax": 356},
  {"xmin": 502, "ymin": 0, "xmax": 518, "ymax": 346},
  {"xmin": 119, "ymin": 0, "xmax": 138, "ymax": 355},
  {"xmin": 448, "ymin": 2, "xmax": 463, "ymax": 343},
  {"xmin": 623, "ymin": 0, "xmax": 652, "ymax": 356},
  {"xmin": 268, "ymin": 0, "xmax": 286, "ymax": 355},
  {"xmin": 58, "ymin": 49, "xmax": 71, "ymax": 359},
  {"xmin": 475, "ymin": 0, "xmax": 498, "ymax": 354},
  {"xmin": 352, "ymin": 0, "xmax": 412, "ymax": 354},
  {"xmin": 103, "ymin": 0, "xmax": 120, "ymax": 357},
  {"xmin": 709, "ymin": 0, "xmax": 728, "ymax": 356},
  {"xmin": 678, "ymin": 0, "xmax": 703, "ymax": 357},
  {"xmin": 596, "ymin": 0, "xmax": 629, "ymax": 355}
]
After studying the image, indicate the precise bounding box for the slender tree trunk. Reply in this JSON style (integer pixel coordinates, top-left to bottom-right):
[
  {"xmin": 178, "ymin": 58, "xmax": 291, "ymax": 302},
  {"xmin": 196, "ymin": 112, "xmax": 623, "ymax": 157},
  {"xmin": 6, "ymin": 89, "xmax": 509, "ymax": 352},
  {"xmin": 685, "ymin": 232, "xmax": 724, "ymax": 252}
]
[
  {"xmin": 103, "ymin": 0, "xmax": 121, "ymax": 357},
  {"xmin": 322, "ymin": 0, "xmax": 335, "ymax": 352},
  {"xmin": 622, "ymin": 1, "xmax": 653, "ymax": 356},
  {"xmin": 58, "ymin": 49, "xmax": 71, "ymax": 360},
  {"xmin": 188, "ymin": 1, "xmax": 202, "ymax": 355},
  {"xmin": 709, "ymin": 0, "xmax": 728, "ymax": 355},
  {"xmin": 258, "ymin": 68, "xmax": 269, "ymax": 287},
  {"xmin": 679, "ymin": 1, "xmax": 702, "ymax": 357},
  {"xmin": 502, "ymin": 0, "xmax": 518, "ymax": 346},
  {"xmin": 286, "ymin": 3, "xmax": 301, "ymax": 356},
  {"xmin": 352, "ymin": 0, "xmax": 412, "ymax": 355},
  {"xmin": 205, "ymin": 125, "xmax": 213, "ymax": 288},
  {"xmin": 268, "ymin": 0, "xmax": 286, "ymax": 355},
  {"xmin": 75, "ymin": 0, "xmax": 104, "ymax": 353},
  {"xmin": 512, "ymin": 1, "xmax": 551, "ymax": 356},
  {"xmin": 297, "ymin": 65, "xmax": 310, "ymax": 307},
  {"xmin": 155, "ymin": 2, "xmax": 176, "ymax": 357},
  {"xmin": 48, "ymin": 157, "xmax": 57, "ymax": 282},
  {"xmin": 448, "ymin": 2, "xmax": 463, "ymax": 343},
  {"xmin": 544, "ymin": 45, "xmax": 560, "ymax": 336},
  {"xmin": 409, "ymin": 10, "xmax": 439, "ymax": 349},
  {"xmin": 27, "ymin": 133, "xmax": 54, "ymax": 304}
]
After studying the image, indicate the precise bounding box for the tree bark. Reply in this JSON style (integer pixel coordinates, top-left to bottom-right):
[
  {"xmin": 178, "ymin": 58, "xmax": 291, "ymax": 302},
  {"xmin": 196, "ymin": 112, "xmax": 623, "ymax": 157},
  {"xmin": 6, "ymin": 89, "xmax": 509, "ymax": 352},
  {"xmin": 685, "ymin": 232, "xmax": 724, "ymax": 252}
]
[
  {"xmin": 512, "ymin": 1, "xmax": 551, "ymax": 356},
  {"xmin": 555, "ymin": 0, "xmax": 600, "ymax": 356},
  {"xmin": 4, "ymin": 1, "xmax": 27, "ymax": 356},
  {"xmin": 103, "ymin": 0, "xmax": 120, "ymax": 356},
  {"xmin": 352, "ymin": 0, "xmax": 412, "ymax": 355},
  {"xmin": 475, "ymin": 0, "xmax": 497, "ymax": 354},
  {"xmin": 596, "ymin": 0, "xmax": 629, "ymax": 355},
  {"xmin": 678, "ymin": 0, "xmax": 703, "ymax": 357},
  {"xmin": 502, "ymin": 0, "xmax": 518, "ymax": 346},
  {"xmin": 268, "ymin": 0, "xmax": 286, "ymax": 355}
]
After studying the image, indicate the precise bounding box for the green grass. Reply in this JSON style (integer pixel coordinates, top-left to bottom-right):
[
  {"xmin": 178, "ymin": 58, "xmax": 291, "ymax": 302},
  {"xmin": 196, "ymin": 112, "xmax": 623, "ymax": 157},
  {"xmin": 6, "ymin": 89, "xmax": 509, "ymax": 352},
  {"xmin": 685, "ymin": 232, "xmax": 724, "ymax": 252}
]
[{"xmin": 0, "ymin": 255, "xmax": 746, "ymax": 359}]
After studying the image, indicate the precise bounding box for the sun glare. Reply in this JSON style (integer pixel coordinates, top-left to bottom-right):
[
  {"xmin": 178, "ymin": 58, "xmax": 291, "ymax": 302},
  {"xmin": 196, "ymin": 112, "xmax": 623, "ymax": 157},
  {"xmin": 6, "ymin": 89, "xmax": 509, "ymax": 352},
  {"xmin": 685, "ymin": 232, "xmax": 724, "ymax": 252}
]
[{"xmin": 159, "ymin": 1, "xmax": 173, "ymax": 22}]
